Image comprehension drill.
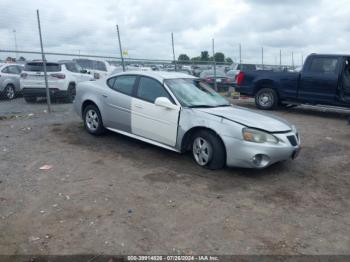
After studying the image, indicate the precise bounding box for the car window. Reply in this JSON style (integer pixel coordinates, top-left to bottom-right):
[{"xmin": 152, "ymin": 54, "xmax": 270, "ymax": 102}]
[
  {"xmin": 107, "ymin": 77, "xmax": 115, "ymax": 88},
  {"xmin": 16, "ymin": 66, "xmax": 23, "ymax": 73},
  {"xmin": 4, "ymin": 66, "xmax": 20, "ymax": 74},
  {"xmin": 65, "ymin": 63, "xmax": 80, "ymax": 73},
  {"xmin": 110, "ymin": 75, "xmax": 136, "ymax": 96},
  {"xmin": 309, "ymin": 58, "xmax": 338, "ymax": 74},
  {"xmin": 1, "ymin": 67, "xmax": 9, "ymax": 73},
  {"xmin": 24, "ymin": 62, "xmax": 61, "ymax": 72},
  {"xmin": 95, "ymin": 61, "xmax": 107, "ymax": 71},
  {"xmin": 137, "ymin": 77, "xmax": 172, "ymax": 103}
]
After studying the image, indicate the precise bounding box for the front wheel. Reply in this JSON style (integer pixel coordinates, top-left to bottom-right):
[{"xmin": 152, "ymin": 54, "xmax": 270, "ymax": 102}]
[
  {"xmin": 83, "ymin": 104, "xmax": 106, "ymax": 135},
  {"xmin": 192, "ymin": 130, "xmax": 226, "ymax": 170},
  {"xmin": 4, "ymin": 84, "xmax": 15, "ymax": 100},
  {"xmin": 255, "ymin": 88, "xmax": 278, "ymax": 110}
]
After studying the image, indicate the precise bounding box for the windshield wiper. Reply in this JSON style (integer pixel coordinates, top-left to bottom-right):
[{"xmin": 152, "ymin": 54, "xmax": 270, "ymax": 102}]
[
  {"xmin": 214, "ymin": 104, "xmax": 231, "ymax": 107},
  {"xmin": 188, "ymin": 105, "xmax": 216, "ymax": 108}
]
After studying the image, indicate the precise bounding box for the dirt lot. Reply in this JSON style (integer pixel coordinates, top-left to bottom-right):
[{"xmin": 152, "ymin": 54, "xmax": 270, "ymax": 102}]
[{"xmin": 0, "ymin": 98, "xmax": 349, "ymax": 255}]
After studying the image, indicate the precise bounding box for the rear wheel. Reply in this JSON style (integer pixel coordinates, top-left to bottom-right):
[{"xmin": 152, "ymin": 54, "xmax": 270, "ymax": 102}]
[
  {"xmin": 24, "ymin": 97, "xmax": 36, "ymax": 103},
  {"xmin": 255, "ymin": 87, "xmax": 278, "ymax": 110},
  {"xmin": 191, "ymin": 130, "xmax": 226, "ymax": 170},
  {"xmin": 83, "ymin": 104, "xmax": 106, "ymax": 135},
  {"xmin": 4, "ymin": 84, "xmax": 15, "ymax": 100}
]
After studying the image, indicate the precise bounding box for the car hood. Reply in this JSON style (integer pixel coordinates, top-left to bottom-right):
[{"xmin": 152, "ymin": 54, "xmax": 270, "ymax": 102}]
[{"xmin": 196, "ymin": 106, "xmax": 292, "ymax": 132}]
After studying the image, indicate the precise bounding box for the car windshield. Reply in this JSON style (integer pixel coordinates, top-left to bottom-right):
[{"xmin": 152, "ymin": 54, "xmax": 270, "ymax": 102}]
[{"xmin": 165, "ymin": 78, "xmax": 230, "ymax": 107}]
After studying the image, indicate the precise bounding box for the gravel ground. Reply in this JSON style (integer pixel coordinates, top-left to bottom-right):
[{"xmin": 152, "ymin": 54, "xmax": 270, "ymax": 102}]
[{"xmin": 0, "ymin": 98, "xmax": 349, "ymax": 255}]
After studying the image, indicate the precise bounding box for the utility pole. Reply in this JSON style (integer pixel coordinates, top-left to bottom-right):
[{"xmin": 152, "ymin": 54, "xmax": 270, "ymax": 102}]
[
  {"xmin": 171, "ymin": 32, "xmax": 177, "ymax": 71},
  {"xmin": 36, "ymin": 10, "xmax": 51, "ymax": 113},
  {"xmin": 292, "ymin": 51, "xmax": 294, "ymax": 69},
  {"xmin": 279, "ymin": 49, "xmax": 282, "ymax": 69},
  {"xmin": 116, "ymin": 25, "xmax": 125, "ymax": 71},
  {"xmin": 301, "ymin": 54, "xmax": 304, "ymax": 67},
  {"xmin": 261, "ymin": 47, "xmax": 264, "ymax": 70},
  {"xmin": 212, "ymin": 38, "xmax": 217, "ymax": 91},
  {"xmin": 239, "ymin": 43, "xmax": 242, "ymax": 65},
  {"xmin": 13, "ymin": 29, "xmax": 18, "ymax": 60}
]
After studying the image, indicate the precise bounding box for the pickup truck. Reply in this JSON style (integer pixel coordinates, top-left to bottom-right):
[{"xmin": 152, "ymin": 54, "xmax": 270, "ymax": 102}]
[{"xmin": 235, "ymin": 54, "xmax": 350, "ymax": 110}]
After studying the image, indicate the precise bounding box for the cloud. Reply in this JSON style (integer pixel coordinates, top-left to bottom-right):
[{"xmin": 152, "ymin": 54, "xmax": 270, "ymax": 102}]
[{"xmin": 0, "ymin": 0, "xmax": 349, "ymax": 65}]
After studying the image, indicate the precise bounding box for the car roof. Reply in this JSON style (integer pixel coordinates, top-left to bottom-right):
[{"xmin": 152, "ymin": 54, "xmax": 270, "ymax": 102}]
[
  {"xmin": 112, "ymin": 70, "xmax": 196, "ymax": 81},
  {"xmin": 0, "ymin": 63, "xmax": 23, "ymax": 68}
]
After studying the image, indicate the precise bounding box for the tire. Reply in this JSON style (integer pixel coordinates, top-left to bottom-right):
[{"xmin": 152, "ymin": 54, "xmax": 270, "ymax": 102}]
[
  {"xmin": 255, "ymin": 87, "xmax": 278, "ymax": 110},
  {"xmin": 83, "ymin": 104, "xmax": 106, "ymax": 135},
  {"xmin": 24, "ymin": 97, "xmax": 36, "ymax": 103},
  {"xmin": 66, "ymin": 84, "xmax": 76, "ymax": 103},
  {"xmin": 4, "ymin": 84, "xmax": 15, "ymax": 100},
  {"xmin": 191, "ymin": 130, "xmax": 226, "ymax": 170}
]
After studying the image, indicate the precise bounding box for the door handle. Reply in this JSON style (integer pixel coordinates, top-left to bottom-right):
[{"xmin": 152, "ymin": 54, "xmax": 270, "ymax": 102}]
[
  {"xmin": 102, "ymin": 94, "xmax": 108, "ymax": 98},
  {"xmin": 135, "ymin": 105, "xmax": 143, "ymax": 109}
]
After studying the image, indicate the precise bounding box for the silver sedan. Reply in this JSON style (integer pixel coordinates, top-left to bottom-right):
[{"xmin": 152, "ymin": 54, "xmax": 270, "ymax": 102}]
[
  {"xmin": 0, "ymin": 64, "xmax": 23, "ymax": 100},
  {"xmin": 74, "ymin": 71, "xmax": 301, "ymax": 169}
]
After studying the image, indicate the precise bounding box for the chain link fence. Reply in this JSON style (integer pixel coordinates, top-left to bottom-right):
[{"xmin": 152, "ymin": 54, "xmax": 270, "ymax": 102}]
[{"xmin": 0, "ymin": 9, "xmax": 298, "ymax": 116}]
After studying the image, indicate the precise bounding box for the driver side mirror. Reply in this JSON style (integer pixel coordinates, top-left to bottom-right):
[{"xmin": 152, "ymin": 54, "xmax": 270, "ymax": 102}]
[
  {"xmin": 154, "ymin": 97, "xmax": 178, "ymax": 110},
  {"xmin": 80, "ymin": 69, "xmax": 88, "ymax": 74}
]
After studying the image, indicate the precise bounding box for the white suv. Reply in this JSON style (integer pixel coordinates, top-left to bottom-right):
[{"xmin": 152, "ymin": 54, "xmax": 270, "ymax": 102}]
[
  {"xmin": 21, "ymin": 61, "xmax": 93, "ymax": 103},
  {"xmin": 73, "ymin": 58, "xmax": 115, "ymax": 79}
]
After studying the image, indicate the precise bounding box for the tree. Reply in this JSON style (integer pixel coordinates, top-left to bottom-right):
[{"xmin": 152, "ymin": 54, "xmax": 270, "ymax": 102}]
[
  {"xmin": 225, "ymin": 57, "xmax": 233, "ymax": 63},
  {"xmin": 200, "ymin": 51, "xmax": 209, "ymax": 61},
  {"xmin": 178, "ymin": 54, "xmax": 190, "ymax": 64},
  {"xmin": 190, "ymin": 56, "xmax": 201, "ymax": 63},
  {"xmin": 5, "ymin": 57, "xmax": 16, "ymax": 62},
  {"xmin": 214, "ymin": 52, "xmax": 225, "ymax": 62}
]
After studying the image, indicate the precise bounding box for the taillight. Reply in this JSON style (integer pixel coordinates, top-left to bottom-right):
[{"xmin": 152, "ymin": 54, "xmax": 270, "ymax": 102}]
[
  {"xmin": 20, "ymin": 73, "xmax": 28, "ymax": 79},
  {"xmin": 236, "ymin": 72, "xmax": 245, "ymax": 86},
  {"xmin": 51, "ymin": 73, "xmax": 66, "ymax": 79},
  {"xmin": 206, "ymin": 77, "xmax": 214, "ymax": 83},
  {"xmin": 225, "ymin": 78, "xmax": 231, "ymax": 84}
]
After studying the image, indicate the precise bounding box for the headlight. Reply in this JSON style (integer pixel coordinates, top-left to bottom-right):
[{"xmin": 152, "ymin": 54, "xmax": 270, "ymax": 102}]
[{"xmin": 242, "ymin": 128, "xmax": 279, "ymax": 144}]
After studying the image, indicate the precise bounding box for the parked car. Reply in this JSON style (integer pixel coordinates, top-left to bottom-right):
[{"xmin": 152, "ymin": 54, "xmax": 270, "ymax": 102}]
[
  {"xmin": 235, "ymin": 54, "xmax": 350, "ymax": 110},
  {"xmin": 74, "ymin": 71, "xmax": 300, "ymax": 169},
  {"xmin": 0, "ymin": 63, "xmax": 23, "ymax": 100},
  {"xmin": 73, "ymin": 59, "xmax": 114, "ymax": 79},
  {"xmin": 200, "ymin": 70, "xmax": 231, "ymax": 92},
  {"xmin": 20, "ymin": 61, "xmax": 93, "ymax": 103}
]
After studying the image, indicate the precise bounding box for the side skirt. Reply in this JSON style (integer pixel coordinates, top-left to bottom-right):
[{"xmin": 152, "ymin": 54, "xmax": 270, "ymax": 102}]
[{"xmin": 106, "ymin": 127, "xmax": 181, "ymax": 153}]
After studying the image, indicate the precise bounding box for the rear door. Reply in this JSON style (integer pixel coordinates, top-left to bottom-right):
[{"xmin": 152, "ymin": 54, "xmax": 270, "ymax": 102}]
[
  {"xmin": 298, "ymin": 56, "xmax": 340, "ymax": 102},
  {"xmin": 131, "ymin": 76, "xmax": 180, "ymax": 147},
  {"xmin": 102, "ymin": 75, "xmax": 137, "ymax": 132}
]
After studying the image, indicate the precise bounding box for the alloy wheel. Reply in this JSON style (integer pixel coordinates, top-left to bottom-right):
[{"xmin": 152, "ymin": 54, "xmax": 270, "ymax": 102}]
[
  {"xmin": 6, "ymin": 86, "xmax": 15, "ymax": 100},
  {"xmin": 193, "ymin": 137, "xmax": 212, "ymax": 166},
  {"xmin": 85, "ymin": 109, "xmax": 99, "ymax": 131}
]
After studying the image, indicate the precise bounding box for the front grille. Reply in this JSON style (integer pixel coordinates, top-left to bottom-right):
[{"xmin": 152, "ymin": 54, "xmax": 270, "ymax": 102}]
[{"xmin": 287, "ymin": 135, "xmax": 298, "ymax": 146}]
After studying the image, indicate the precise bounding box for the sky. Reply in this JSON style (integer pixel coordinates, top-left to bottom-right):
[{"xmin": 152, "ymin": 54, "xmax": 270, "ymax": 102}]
[{"xmin": 0, "ymin": 0, "xmax": 349, "ymax": 65}]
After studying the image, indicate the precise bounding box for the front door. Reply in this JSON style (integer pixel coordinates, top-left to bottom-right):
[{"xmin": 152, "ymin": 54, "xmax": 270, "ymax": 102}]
[
  {"xmin": 102, "ymin": 75, "xmax": 137, "ymax": 132},
  {"xmin": 131, "ymin": 76, "xmax": 180, "ymax": 147}
]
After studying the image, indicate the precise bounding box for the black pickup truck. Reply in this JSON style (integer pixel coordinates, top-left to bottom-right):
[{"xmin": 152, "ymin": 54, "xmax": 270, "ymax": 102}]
[{"xmin": 235, "ymin": 54, "xmax": 350, "ymax": 110}]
